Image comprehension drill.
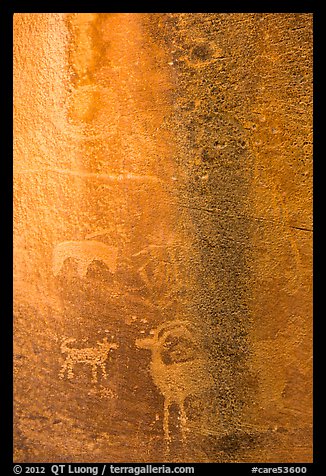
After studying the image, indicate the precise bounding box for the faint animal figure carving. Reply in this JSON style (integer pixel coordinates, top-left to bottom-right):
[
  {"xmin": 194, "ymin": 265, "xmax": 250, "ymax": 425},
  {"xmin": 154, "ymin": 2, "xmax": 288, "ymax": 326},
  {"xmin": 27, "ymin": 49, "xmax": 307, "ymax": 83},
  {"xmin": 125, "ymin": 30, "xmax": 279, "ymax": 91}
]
[
  {"xmin": 53, "ymin": 240, "xmax": 118, "ymax": 277},
  {"xmin": 136, "ymin": 320, "xmax": 215, "ymax": 448},
  {"xmin": 59, "ymin": 337, "xmax": 118, "ymax": 383},
  {"xmin": 132, "ymin": 243, "xmax": 189, "ymax": 308}
]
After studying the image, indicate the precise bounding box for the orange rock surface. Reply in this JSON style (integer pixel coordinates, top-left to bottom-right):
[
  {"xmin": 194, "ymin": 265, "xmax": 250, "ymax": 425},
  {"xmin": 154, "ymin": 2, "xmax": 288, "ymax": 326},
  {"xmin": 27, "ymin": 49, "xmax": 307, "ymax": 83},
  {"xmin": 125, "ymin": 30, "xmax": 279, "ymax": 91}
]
[{"xmin": 14, "ymin": 13, "xmax": 312, "ymax": 462}]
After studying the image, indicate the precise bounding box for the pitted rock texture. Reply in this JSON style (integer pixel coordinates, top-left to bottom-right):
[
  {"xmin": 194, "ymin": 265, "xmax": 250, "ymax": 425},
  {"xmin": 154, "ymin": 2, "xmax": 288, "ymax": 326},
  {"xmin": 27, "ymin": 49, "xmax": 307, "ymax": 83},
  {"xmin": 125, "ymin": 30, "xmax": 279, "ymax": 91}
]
[{"xmin": 14, "ymin": 13, "xmax": 312, "ymax": 462}]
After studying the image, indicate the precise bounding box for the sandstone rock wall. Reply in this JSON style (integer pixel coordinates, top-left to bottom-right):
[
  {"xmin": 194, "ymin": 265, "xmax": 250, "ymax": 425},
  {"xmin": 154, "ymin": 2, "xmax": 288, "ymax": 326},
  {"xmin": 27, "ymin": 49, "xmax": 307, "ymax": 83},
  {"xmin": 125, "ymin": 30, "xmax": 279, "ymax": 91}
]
[{"xmin": 13, "ymin": 13, "xmax": 312, "ymax": 462}]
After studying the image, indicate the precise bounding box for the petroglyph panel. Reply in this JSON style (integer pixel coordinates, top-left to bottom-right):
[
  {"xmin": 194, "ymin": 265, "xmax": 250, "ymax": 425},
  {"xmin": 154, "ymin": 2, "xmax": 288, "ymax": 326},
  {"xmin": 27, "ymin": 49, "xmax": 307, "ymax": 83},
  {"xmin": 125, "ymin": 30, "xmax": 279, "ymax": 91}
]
[{"xmin": 14, "ymin": 13, "xmax": 312, "ymax": 463}]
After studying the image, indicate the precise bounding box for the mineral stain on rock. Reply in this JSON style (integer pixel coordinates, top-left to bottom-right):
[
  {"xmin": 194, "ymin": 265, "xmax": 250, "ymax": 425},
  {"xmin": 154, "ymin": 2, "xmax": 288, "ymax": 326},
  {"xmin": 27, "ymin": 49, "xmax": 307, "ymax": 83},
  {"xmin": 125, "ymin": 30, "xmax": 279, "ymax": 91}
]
[{"xmin": 14, "ymin": 13, "xmax": 312, "ymax": 462}]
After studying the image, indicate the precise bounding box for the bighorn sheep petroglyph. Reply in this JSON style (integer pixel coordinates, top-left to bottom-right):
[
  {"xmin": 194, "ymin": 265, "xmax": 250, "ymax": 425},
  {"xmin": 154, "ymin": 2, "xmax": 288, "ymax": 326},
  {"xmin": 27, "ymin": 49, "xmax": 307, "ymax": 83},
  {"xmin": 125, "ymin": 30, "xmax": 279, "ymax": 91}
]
[
  {"xmin": 59, "ymin": 337, "xmax": 118, "ymax": 383},
  {"xmin": 136, "ymin": 320, "xmax": 215, "ymax": 447},
  {"xmin": 53, "ymin": 240, "xmax": 118, "ymax": 278}
]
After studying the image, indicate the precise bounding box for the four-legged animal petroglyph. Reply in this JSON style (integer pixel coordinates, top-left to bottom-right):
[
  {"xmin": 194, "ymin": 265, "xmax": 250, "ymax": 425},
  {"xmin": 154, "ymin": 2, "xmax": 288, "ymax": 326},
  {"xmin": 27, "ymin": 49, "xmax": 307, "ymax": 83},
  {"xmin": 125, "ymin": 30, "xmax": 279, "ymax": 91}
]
[
  {"xmin": 136, "ymin": 320, "xmax": 215, "ymax": 448},
  {"xmin": 59, "ymin": 337, "xmax": 118, "ymax": 383},
  {"xmin": 53, "ymin": 240, "xmax": 118, "ymax": 277}
]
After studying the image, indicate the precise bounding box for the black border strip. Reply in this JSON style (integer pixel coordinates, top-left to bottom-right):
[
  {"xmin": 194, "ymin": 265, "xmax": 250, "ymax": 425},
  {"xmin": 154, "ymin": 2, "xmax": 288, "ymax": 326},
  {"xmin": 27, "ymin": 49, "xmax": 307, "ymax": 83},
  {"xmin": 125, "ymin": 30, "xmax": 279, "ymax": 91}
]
[{"xmin": 2, "ymin": 1, "xmax": 320, "ymax": 473}]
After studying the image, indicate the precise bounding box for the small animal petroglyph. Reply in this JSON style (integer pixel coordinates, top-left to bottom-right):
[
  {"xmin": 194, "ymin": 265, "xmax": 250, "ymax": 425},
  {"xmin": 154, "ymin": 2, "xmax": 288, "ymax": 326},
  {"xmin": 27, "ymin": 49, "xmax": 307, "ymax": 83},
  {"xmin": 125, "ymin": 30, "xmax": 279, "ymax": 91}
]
[
  {"xmin": 53, "ymin": 240, "xmax": 118, "ymax": 277},
  {"xmin": 59, "ymin": 337, "xmax": 118, "ymax": 383},
  {"xmin": 136, "ymin": 320, "xmax": 215, "ymax": 449}
]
